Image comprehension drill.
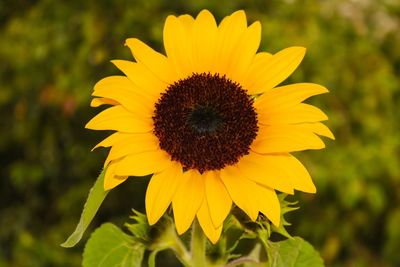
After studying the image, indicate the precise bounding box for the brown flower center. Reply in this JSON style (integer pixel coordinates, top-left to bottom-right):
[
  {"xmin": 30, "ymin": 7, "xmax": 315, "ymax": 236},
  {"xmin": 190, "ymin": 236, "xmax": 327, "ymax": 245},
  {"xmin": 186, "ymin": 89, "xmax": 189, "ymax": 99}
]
[{"xmin": 153, "ymin": 73, "xmax": 258, "ymax": 172}]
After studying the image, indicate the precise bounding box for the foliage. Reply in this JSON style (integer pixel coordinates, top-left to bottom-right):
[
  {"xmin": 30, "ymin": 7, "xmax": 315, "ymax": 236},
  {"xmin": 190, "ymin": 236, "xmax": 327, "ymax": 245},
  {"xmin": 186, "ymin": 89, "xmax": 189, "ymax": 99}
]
[
  {"xmin": 268, "ymin": 237, "xmax": 324, "ymax": 267},
  {"xmin": 82, "ymin": 223, "xmax": 144, "ymax": 267},
  {"xmin": 1, "ymin": 0, "xmax": 399, "ymax": 266},
  {"xmin": 61, "ymin": 169, "xmax": 108, "ymax": 248},
  {"xmin": 82, "ymin": 211, "xmax": 323, "ymax": 267}
]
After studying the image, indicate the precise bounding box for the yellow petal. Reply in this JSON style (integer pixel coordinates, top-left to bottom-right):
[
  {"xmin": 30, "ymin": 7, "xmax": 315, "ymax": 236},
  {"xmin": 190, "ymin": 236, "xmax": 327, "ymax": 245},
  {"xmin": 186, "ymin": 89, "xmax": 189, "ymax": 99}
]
[
  {"xmin": 242, "ymin": 52, "xmax": 272, "ymax": 91},
  {"xmin": 219, "ymin": 166, "xmax": 259, "ymax": 221},
  {"xmin": 253, "ymin": 184, "xmax": 280, "ymax": 226},
  {"xmin": 220, "ymin": 166, "xmax": 281, "ymax": 225},
  {"xmin": 146, "ymin": 161, "xmax": 183, "ymax": 225},
  {"xmin": 164, "ymin": 15, "xmax": 194, "ymax": 78},
  {"xmin": 178, "ymin": 14, "xmax": 195, "ymax": 27},
  {"xmin": 238, "ymin": 152, "xmax": 316, "ymax": 193},
  {"xmin": 93, "ymin": 78, "xmax": 153, "ymax": 115},
  {"xmin": 90, "ymin": 98, "xmax": 119, "ymax": 107},
  {"xmin": 125, "ymin": 38, "xmax": 178, "ymax": 83},
  {"xmin": 243, "ymin": 47, "xmax": 306, "ymax": 94},
  {"xmin": 228, "ymin": 21, "xmax": 261, "ymax": 83},
  {"xmin": 104, "ymin": 161, "xmax": 128, "ymax": 190},
  {"xmin": 172, "ymin": 170, "xmax": 205, "ymax": 234},
  {"xmin": 254, "ymin": 83, "xmax": 328, "ymax": 112},
  {"xmin": 251, "ymin": 124, "xmax": 325, "ymax": 153},
  {"xmin": 257, "ymin": 103, "xmax": 328, "ymax": 125},
  {"xmin": 114, "ymin": 150, "xmax": 171, "ymax": 177},
  {"xmin": 283, "ymin": 155, "xmax": 316, "ymax": 193},
  {"xmin": 104, "ymin": 133, "xmax": 159, "ymax": 166},
  {"xmin": 85, "ymin": 106, "xmax": 153, "ymax": 133},
  {"xmin": 92, "ymin": 132, "xmax": 132, "ymax": 151},
  {"xmin": 301, "ymin": 122, "xmax": 335, "ymax": 140},
  {"xmin": 213, "ymin": 10, "xmax": 247, "ymax": 75},
  {"xmin": 111, "ymin": 60, "xmax": 167, "ymax": 99},
  {"xmin": 197, "ymin": 200, "xmax": 223, "ymax": 244},
  {"xmin": 237, "ymin": 152, "xmax": 295, "ymax": 194},
  {"xmin": 192, "ymin": 10, "xmax": 217, "ymax": 73},
  {"xmin": 93, "ymin": 75, "xmax": 155, "ymax": 101},
  {"xmin": 204, "ymin": 171, "xmax": 232, "ymax": 228}
]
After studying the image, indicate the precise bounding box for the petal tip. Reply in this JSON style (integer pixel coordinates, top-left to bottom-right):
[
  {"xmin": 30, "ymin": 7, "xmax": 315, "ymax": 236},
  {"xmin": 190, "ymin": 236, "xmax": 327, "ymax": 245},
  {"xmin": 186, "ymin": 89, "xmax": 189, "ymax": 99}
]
[
  {"xmin": 232, "ymin": 9, "xmax": 246, "ymax": 16},
  {"xmin": 251, "ymin": 20, "xmax": 262, "ymax": 29},
  {"xmin": 175, "ymin": 224, "xmax": 189, "ymax": 235},
  {"xmin": 229, "ymin": 10, "xmax": 247, "ymax": 26},
  {"xmin": 293, "ymin": 46, "xmax": 307, "ymax": 59},
  {"xmin": 84, "ymin": 121, "xmax": 93, "ymax": 129},
  {"xmin": 124, "ymin": 37, "xmax": 138, "ymax": 47},
  {"xmin": 300, "ymin": 182, "xmax": 317, "ymax": 194},
  {"xmin": 296, "ymin": 46, "xmax": 307, "ymax": 52},
  {"xmin": 320, "ymin": 85, "xmax": 330, "ymax": 93},
  {"xmin": 284, "ymin": 46, "xmax": 306, "ymax": 57},
  {"xmin": 165, "ymin": 14, "xmax": 178, "ymax": 24},
  {"xmin": 89, "ymin": 98, "xmax": 100, "ymax": 108},
  {"xmin": 306, "ymin": 185, "xmax": 317, "ymax": 194},
  {"xmin": 271, "ymin": 215, "xmax": 280, "ymax": 227},
  {"xmin": 110, "ymin": 59, "xmax": 118, "ymax": 64},
  {"xmin": 198, "ymin": 9, "xmax": 213, "ymax": 17},
  {"xmin": 147, "ymin": 215, "xmax": 158, "ymax": 226}
]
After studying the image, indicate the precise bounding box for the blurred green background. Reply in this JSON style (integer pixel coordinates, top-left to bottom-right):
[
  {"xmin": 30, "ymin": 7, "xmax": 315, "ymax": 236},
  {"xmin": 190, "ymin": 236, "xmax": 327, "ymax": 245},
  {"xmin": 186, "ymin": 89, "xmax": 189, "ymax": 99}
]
[{"xmin": 1, "ymin": 0, "xmax": 399, "ymax": 266}]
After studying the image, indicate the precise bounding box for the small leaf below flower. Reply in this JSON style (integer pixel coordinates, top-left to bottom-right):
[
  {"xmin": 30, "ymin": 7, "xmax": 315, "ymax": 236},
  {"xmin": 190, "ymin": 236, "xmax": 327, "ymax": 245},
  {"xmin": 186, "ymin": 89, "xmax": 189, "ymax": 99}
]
[
  {"xmin": 83, "ymin": 223, "xmax": 144, "ymax": 267},
  {"xmin": 268, "ymin": 237, "xmax": 324, "ymax": 267}
]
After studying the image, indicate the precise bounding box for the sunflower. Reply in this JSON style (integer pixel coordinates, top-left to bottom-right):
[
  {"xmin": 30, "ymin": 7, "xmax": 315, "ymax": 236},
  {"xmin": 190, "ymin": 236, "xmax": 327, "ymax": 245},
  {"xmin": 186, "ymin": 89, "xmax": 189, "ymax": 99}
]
[{"xmin": 86, "ymin": 10, "xmax": 334, "ymax": 244}]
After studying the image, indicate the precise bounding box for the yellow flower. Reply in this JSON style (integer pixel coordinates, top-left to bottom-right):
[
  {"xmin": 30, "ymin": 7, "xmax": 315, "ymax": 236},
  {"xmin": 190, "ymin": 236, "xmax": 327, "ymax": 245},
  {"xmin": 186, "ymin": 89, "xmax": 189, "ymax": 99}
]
[{"xmin": 86, "ymin": 10, "xmax": 334, "ymax": 244}]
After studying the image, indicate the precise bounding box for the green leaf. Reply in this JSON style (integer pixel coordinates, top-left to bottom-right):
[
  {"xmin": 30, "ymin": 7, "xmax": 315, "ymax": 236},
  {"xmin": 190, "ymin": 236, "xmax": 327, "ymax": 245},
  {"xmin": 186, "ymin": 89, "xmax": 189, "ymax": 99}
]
[
  {"xmin": 83, "ymin": 223, "xmax": 144, "ymax": 267},
  {"xmin": 268, "ymin": 237, "xmax": 324, "ymax": 267},
  {"xmin": 61, "ymin": 169, "xmax": 109, "ymax": 247}
]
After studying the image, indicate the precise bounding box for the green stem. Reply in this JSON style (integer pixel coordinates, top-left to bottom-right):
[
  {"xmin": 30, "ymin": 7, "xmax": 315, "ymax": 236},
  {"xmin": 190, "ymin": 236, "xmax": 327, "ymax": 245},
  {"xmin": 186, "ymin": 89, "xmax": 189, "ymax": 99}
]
[
  {"xmin": 171, "ymin": 237, "xmax": 192, "ymax": 267},
  {"xmin": 154, "ymin": 222, "xmax": 191, "ymax": 267},
  {"xmin": 191, "ymin": 219, "xmax": 206, "ymax": 267}
]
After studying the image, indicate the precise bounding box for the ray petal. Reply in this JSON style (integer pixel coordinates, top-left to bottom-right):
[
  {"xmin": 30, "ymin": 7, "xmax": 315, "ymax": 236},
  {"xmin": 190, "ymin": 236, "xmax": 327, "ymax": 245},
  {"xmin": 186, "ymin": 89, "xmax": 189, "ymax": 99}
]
[
  {"xmin": 125, "ymin": 38, "xmax": 179, "ymax": 83},
  {"xmin": 114, "ymin": 150, "xmax": 171, "ymax": 177},
  {"xmin": 253, "ymin": 184, "xmax": 280, "ymax": 226},
  {"xmin": 228, "ymin": 21, "xmax": 261, "ymax": 83},
  {"xmin": 85, "ymin": 106, "xmax": 153, "ymax": 133},
  {"xmin": 104, "ymin": 160, "xmax": 128, "ymax": 190},
  {"xmin": 192, "ymin": 10, "xmax": 218, "ymax": 73},
  {"xmin": 104, "ymin": 133, "xmax": 159, "ymax": 166},
  {"xmin": 172, "ymin": 170, "xmax": 205, "ymax": 234},
  {"xmin": 111, "ymin": 60, "xmax": 167, "ymax": 99},
  {"xmin": 164, "ymin": 15, "xmax": 194, "ymax": 78},
  {"xmin": 251, "ymin": 124, "xmax": 326, "ymax": 153},
  {"xmin": 197, "ymin": 199, "xmax": 223, "ymax": 244},
  {"xmin": 204, "ymin": 171, "xmax": 232, "ymax": 228},
  {"xmin": 90, "ymin": 98, "xmax": 119, "ymax": 107},
  {"xmin": 213, "ymin": 10, "xmax": 247, "ymax": 75},
  {"xmin": 237, "ymin": 152, "xmax": 295, "ymax": 194},
  {"xmin": 146, "ymin": 161, "xmax": 183, "ymax": 225},
  {"xmin": 243, "ymin": 47, "xmax": 306, "ymax": 94},
  {"xmin": 93, "ymin": 78, "xmax": 153, "ymax": 115},
  {"xmin": 254, "ymin": 83, "xmax": 328, "ymax": 112},
  {"xmin": 257, "ymin": 103, "xmax": 328, "ymax": 125},
  {"xmin": 219, "ymin": 166, "xmax": 259, "ymax": 221}
]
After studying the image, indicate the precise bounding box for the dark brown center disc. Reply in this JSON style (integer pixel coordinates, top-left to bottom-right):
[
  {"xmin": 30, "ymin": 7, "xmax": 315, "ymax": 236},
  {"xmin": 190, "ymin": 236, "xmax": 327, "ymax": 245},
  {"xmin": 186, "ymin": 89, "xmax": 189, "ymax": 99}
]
[{"xmin": 153, "ymin": 73, "xmax": 258, "ymax": 172}]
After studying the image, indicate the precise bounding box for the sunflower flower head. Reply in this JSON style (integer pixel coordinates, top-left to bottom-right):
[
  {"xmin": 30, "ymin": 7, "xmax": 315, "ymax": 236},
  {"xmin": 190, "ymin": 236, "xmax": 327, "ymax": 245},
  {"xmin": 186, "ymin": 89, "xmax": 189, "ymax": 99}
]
[{"xmin": 86, "ymin": 9, "xmax": 334, "ymax": 244}]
